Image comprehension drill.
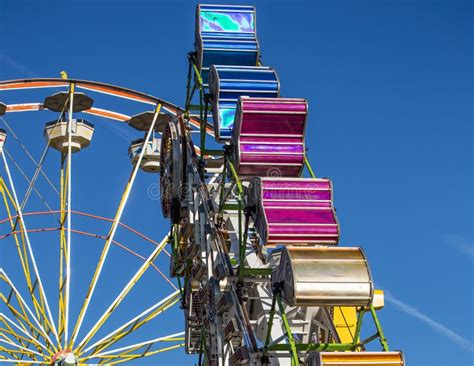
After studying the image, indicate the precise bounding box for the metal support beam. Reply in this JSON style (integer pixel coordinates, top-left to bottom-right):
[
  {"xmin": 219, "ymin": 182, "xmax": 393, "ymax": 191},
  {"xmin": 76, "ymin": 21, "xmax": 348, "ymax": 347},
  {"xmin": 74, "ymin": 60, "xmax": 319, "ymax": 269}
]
[
  {"xmin": 69, "ymin": 103, "xmax": 163, "ymax": 349},
  {"xmin": 0, "ymin": 151, "xmax": 59, "ymax": 345}
]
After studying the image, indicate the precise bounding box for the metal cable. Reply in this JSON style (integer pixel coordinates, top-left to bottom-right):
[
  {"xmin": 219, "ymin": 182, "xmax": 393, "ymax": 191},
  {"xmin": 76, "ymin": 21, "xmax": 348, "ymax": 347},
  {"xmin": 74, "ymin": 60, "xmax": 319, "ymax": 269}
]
[
  {"xmin": 0, "ymin": 117, "xmax": 60, "ymax": 197},
  {"xmin": 3, "ymin": 149, "xmax": 54, "ymax": 213}
]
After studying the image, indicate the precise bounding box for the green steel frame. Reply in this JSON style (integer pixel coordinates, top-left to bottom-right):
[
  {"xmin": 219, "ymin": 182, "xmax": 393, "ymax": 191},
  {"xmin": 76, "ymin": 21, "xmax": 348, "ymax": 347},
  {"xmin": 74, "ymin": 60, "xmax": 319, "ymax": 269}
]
[{"xmin": 181, "ymin": 52, "xmax": 393, "ymax": 364}]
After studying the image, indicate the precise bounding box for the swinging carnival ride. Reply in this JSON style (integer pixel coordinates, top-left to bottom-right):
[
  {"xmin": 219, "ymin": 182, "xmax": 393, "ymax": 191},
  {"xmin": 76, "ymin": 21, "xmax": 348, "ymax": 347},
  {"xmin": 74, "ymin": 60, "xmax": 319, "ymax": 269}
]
[{"xmin": 0, "ymin": 4, "xmax": 405, "ymax": 366}]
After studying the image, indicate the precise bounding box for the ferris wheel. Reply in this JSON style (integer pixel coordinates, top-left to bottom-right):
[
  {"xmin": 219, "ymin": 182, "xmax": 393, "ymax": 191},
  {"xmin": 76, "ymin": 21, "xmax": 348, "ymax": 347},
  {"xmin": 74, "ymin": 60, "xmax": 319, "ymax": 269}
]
[{"xmin": 0, "ymin": 4, "xmax": 405, "ymax": 366}]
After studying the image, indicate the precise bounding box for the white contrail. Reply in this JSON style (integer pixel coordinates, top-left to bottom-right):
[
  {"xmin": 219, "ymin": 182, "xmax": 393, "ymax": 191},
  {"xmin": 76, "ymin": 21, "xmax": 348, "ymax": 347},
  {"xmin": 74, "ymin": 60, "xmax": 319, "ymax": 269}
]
[
  {"xmin": 385, "ymin": 291, "xmax": 474, "ymax": 352},
  {"xmin": 444, "ymin": 235, "xmax": 474, "ymax": 258},
  {"xmin": 102, "ymin": 121, "xmax": 137, "ymax": 142},
  {"xmin": 0, "ymin": 53, "xmax": 40, "ymax": 78}
]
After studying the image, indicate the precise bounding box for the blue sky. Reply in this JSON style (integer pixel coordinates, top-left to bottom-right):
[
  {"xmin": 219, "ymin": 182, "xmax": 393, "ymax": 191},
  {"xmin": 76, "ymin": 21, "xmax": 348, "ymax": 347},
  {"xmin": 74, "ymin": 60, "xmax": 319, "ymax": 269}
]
[{"xmin": 0, "ymin": 0, "xmax": 473, "ymax": 365}]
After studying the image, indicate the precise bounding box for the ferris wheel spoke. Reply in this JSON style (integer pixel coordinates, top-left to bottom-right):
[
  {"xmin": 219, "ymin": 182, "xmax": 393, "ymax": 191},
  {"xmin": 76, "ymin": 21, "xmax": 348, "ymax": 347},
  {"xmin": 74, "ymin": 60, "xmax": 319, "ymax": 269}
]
[
  {"xmin": 57, "ymin": 152, "xmax": 68, "ymax": 346},
  {"xmin": 79, "ymin": 331, "xmax": 185, "ymax": 363},
  {"xmin": 0, "ymin": 294, "xmax": 41, "ymax": 343},
  {"xmin": 0, "ymin": 348, "xmax": 18, "ymax": 361},
  {"xmin": 109, "ymin": 237, "xmax": 176, "ymax": 290},
  {"xmin": 0, "ymin": 359, "xmax": 47, "ymax": 364},
  {"xmin": 69, "ymin": 103, "xmax": 163, "ymax": 349},
  {"xmin": 0, "ymin": 347, "xmax": 19, "ymax": 362},
  {"xmin": 74, "ymin": 234, "xmax": 169, "ymax": 352},
  {"xmin": 0, "ymin": 270, "xmax": 56, "ymax": 351},
  {"xmin": 63, "ymin": 82, "xmax": 75, "ymax": 348},
  {"xmin": 0, "ymin": 151, "xmax": 60, "ymax": 345},
  {"xmin": 0, "ymin": 300, "xmax": 52, "ymax": 354},
  {"xmin": 82, "ymin": 290, "xmax": 180, "ymax": 355},
  {"xmin": 0, "ymin": 316, "xmax": 46, "ymax": 357},
  {"xmin": 0, "ymin": 328, "xmax": 34, "ymax": 357},
  {"xmin": 1, "ymin": 83, "xmax": 76, "ymax": 349},
  {"xmin": 94, "ymin": 344, "xmax": 185, "ymax": 365},
  {"xmin": 0, "ymin": 178, "xmax": 47, "ymax": 329},
  {"xmin": 0, "ymin": 335, "xmax": 43, "ymax": 360},
  {"xmin": 0, "ymin": 313, "xmax": 50, "ymax": 355}
]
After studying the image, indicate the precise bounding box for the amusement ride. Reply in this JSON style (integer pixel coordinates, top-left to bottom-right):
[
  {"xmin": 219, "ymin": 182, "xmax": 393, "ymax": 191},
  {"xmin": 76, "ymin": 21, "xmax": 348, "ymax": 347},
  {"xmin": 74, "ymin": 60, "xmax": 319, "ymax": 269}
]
[{"xmin": 0, "ymin": 4, "xmax": 405, "ymax": 365}]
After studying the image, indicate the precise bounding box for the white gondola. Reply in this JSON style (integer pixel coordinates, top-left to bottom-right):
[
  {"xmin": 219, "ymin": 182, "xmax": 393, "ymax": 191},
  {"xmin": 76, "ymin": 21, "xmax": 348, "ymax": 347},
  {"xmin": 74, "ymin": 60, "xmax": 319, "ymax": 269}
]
[
  {"xmin": 0, "ymin": 128, "xmax": 6, "ymax": 150},
  {"xmin": 44, "ymin": 119, "xmax": 95, "ymax": 153},
  {"xmin": 128, "ymin": 136, "xmax": 161, "ymax": 173}
]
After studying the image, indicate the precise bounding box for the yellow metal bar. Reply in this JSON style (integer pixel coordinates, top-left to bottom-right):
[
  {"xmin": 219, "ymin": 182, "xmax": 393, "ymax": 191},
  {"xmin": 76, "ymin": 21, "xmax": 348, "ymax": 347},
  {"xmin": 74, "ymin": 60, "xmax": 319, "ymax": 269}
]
[
  {"xmin": 0, "ymin": 181, "xmax": 43, "ymax": 335},
  {"xmin": 0, "ymin": 341, "xmax": 38, "ymax": 359},
  {"xmin": 58, "ymin": 154, "xmax": 67, "ymax": 345},
  {"xmin": 1, "ymin": 299, "xmax": 49, "ymax": 352},
  {"xmin": 0, "ymin": 317, "xmax": 50, "ymax": 356},
  {"xmin": 0, "ymin": 345, "xmax": 19, "ymax": 360},
  {"xmin": 89, "ymin": 295, "xmax": 179, "ymax": 355},
  {"xmin": 98, "ymin": 344, "xmax": 143, "ymax": 364},
  {"xmin": 81, "ymin": 332, "xmax": 184, "ymax": 362},
  {"xmin": 0, "ymin": 348, "xmax": 36, "ymax": 358},
  {"xmin": 0, "ymin": 184, "xmax": 58, "ymax": 348},
  {"xmin": 0, "ymin": 330, "xmax": 31, "ymax": 357},
  {"xmin": 0, "ymin": 294, "xmax": 34, "ymax": 333},
  {"xmin": 81, "ymin": 290, "xmax": 178, "ymax": 354},
  {"xmin": 0, "ymin": 334, "xmax": 41, "ymax": 360},
  {"xmin": 75, "ymin": 234, "xmax": 168, "ymax": 353},
  {"xmin": 1, "ymin": 307, "xmax": 46, "ymax": 355},
  {"xmin": 64, "ymin": 81, "xmax": 75, "ymax": 347},
  {"xmin": 69, "ymin": 103, "xmax": 163, "ymax": 349},
  {"xmin": 0, "ymin": 181, "xmax": 38, "ymax": 314},
  {"xmin": 0, "ymin": 180, "xmax": 28, "ymax": 279},
  {"xmin": 0, "ymin": 273, "xmax": 56, "ymax": 351},
  {"xmin": 92, "ymin": 344, "xmax": 184, "ymax": 365},
  {"xmin": 1, "ymin": 327, "xmax": 32, "ymax": 350},
  {"xmin": 333, "ymin": 306, "xmax": 357, "ymax": 343},
  {"xmin": 0, "ymin": 287, "xmax": 49, "ymax": 347},
  {"xmin": 318, "ymin": 351, "xmax": 404, "ymax": 365},
  {"xmin": 0, "ymin": 178, "xmax": 58, "ymax": 340}
]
